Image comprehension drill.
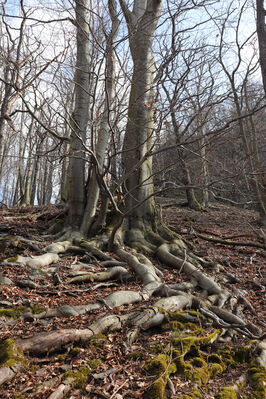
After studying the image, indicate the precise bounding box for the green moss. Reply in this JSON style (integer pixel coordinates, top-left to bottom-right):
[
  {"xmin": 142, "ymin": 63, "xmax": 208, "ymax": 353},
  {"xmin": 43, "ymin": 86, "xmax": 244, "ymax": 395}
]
[
  {"xmin": 63, "ymin": 366, "xmax": 91, "ymax": 389},
  {"xmin": 89, "ymin": 333, "xmax": 106, "ymax": 349},
  {"xmin": 88, "ymin": 359, "xmax": 101, "ymax": 369},
  {"xmin": 249, "ymin": 362, "xmax": 266, "ymax": 399},
  {"xmin": 148, "ymin": 377, "xmax": 167, "ymax": 399},
  {"xmin": 0, "ymin": 338, "xmax": 26, "ymax": 368},
  {"xmin": 67, "ymin": 347, "xmax": 80, "ymax": 358},
  {"xmin": 168, "ymin": 310, "xmax": 204, "ymax": 322},
  {"xmin": 191, "ymin": 357, "xmax": 207, "ymax": 368},
  {"xmin": 6, "ymin": 255, "xmax": 19, "ymax": 262},
  {"xmin": 13, "ymin": 394, "xmax": 27, "ymax": 399},
  {"xmin": 30, "ymin": 305, "xmax": 47, "ymax": 314},
  {"xmin": 63, "ymin": 360, "xmax": 101, "ymax": 389},
  {"xmin": 149, "ymin": 344, "xmax": 163, "ymax": 354},
  {"xmin": 207, "ymin": 354, "xmax": 222, "ymax": 364},
  {"xmin": 234, "ymin": 346, "xmax": 252, "ymax": 363},
  {"xmin": 146, "ymin": 354, "xmax": 168, "ymax": 375},
  {"xmin": 217, "ymin": 347, "xmax": 235, "ymax": 366},
  {"xmin": 0, "ymin": 306, "xmax": 27, "ymax": 319},
  {"xmin": 145, "ymin": 354, "xmax": 177, "ymax": 399},
  {"xmin": 179, "ymin": 389, "xmax": 203, "ymax": 399},
  {"xmin": 209, "ymin": 363, "xmax": 225, "ymax": 376},
  {"xmin": 126, "ymin": 351, "xmax": 145, "ymax": 360},
  {"xmin": 191, "ymin": 388, "xmax": 203, "ymax": 398},
  {"xmin": 216, "ymin": 387, "xmax": 238, "ymax": 399}
]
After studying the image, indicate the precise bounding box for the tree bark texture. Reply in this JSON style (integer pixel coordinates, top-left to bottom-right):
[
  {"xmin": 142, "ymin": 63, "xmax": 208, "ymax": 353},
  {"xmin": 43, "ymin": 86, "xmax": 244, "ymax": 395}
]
[
  {"xmin": 69, "ymin": 0, "xmax": 90, "ymax": 229},
  {"xmin": 256, "ymin": 0, "xmax": 266, "ymax": 94}
]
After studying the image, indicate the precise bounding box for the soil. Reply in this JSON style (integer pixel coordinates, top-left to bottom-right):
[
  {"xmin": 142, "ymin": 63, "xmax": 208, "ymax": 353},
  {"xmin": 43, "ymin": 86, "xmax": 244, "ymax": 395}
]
[{"xmin": 0, "ymin": 200, "xmax": 265, "ymax": 398}]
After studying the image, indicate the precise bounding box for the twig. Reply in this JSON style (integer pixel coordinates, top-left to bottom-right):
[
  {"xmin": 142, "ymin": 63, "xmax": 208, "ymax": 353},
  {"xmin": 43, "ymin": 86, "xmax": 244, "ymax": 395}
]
[{"xmin": 110, "ymin": 379, "xmax": 129, "ymax": 399}]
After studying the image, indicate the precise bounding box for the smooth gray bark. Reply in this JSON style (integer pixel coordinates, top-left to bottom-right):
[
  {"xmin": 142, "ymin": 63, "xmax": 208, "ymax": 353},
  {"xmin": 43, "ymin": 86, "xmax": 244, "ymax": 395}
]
[
  {"xmin": 120, "ymin": 0, "xmax": 162, "ymax": 234},
  {"xmin": 69, "ymin": 0, "xmax": 90, "ymax": 229}
]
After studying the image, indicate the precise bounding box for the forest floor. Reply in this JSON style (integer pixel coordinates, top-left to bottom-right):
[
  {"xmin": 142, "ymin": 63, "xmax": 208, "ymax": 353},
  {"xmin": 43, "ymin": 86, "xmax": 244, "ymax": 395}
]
[{"xmin": 0, "ymin": 199, "xmax": 265, "ymax": 399}]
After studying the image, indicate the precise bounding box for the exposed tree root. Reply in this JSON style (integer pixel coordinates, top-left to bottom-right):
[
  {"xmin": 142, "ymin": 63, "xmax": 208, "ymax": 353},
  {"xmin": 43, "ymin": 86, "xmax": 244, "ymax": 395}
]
[
  {"xmin": 1, "ymin": 228, "xmax": 265, "ymax": 397},
  {"xmin": 196, "ymin": 232, "xmax": 266, "ymax": 249}
]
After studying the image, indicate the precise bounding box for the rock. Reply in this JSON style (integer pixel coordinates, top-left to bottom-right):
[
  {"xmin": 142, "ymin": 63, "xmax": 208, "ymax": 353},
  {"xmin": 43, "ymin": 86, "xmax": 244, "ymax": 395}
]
[{"xmin": 0, "ymin": 276, "xmax": 13, "ymax": 286}]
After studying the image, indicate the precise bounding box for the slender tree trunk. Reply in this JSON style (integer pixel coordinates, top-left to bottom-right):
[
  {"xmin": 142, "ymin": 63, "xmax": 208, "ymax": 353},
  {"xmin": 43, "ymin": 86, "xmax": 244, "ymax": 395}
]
[
  {"xmin": 81, "ymin": 0, "xmax": 120, "ymax": 235},
  {"xmin": 256, "ymin": 0, "xmax": 266, "ymax": 94}
]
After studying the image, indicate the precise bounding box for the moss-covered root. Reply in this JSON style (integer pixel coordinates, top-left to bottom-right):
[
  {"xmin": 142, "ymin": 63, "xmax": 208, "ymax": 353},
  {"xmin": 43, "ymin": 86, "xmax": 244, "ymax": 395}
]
[
  {"xmin": 145, "ymin": 354, "xmax": 177, "ymax": 399},
  {"xmin": 0, "ymin": 339, "xmax": 26, "ymax": 385}
]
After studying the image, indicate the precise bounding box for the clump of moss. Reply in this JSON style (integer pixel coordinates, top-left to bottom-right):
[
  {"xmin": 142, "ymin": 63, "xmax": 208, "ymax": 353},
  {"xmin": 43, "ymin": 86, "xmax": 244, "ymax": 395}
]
[
  {"xmin": 88, "ymin": 359, "xmax": 101, "ymax": 369},
  {"xmin": 148, "ymin": 377, "xmax": 167, "ymax": 399},
  {"xmin": 0, "ymin": 338, "xmax": 26, "ymax": 368},
  {"xmin": 146, "ymin": 354, "xmax": 169, "ymax": 375},
  {"xmin": 217, "ymin": 347, "xmax": 236, "ymax": 366},
  {"xmin": 249, "ymin": 362, "xmax": 266, "ymax": 399},
  {"xmin": 30, "ymin": 305, "xmax": 47, "ymax": 314},
  {"xmin": 179, "ymin": 388, "xmax": 203, "ymax": 399},
  {"xmin": 207, "ymin": 354, "xmax": 222, "ymax": 364},
  {"xmin": 216, "ymin": 387, "xmax": 238, "ymax": 399},
  {"xmin": 63, "ymin": 366, "xmax": 91, "ymax": 389},
  {"xmin": 6, "ymin": 255, "xmax": 19, "ymax": 263},
  {"xmin": 234, "ymin": 346, "xmax": 252, "ymax": 363},
  {"xmin": 145, "ymin": 354, "xmax": 177, "ymax": 399},
  {"xmin": 168, "ymin": 310, "xmax": 204, "ymax": 323},
  {"xmin": 149, "ymin": 344, "xmax": 163, "ymax": 355},
  {"xmin": 0, "ymin": 306, "xmax": 27, "ymax": 319},
  {"xmin": 126, "ymin": 351, "xmax": 145, "ymax": 360}
]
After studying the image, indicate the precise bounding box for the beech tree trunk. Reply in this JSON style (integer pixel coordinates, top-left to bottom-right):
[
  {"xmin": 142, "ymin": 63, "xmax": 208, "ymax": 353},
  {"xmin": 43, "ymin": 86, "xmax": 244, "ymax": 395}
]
[
  {"xmin": 81, "ymin": 0, "xmax": 120, "ymax": 235},
  {"xmin": 68, "ymin": 0, "xmax": 90, "ymax": 229},
  {"xmin": 119, "ymin": 0, "xmax": 162, "ymax": 246}
]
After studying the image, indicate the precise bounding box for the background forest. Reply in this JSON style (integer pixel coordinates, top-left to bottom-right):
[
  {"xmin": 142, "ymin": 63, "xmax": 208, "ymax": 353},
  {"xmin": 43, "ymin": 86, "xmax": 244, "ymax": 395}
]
[{"xmin": 0, "ymin": 0, "xmax": 265, "ymax": 224}]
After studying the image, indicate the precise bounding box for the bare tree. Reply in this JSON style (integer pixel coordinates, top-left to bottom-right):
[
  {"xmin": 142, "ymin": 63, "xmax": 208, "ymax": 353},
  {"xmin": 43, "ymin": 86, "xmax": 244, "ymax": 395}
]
[{"xmin": 256, "ymin": 0, "xmax": 266, "ymax": 94}]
